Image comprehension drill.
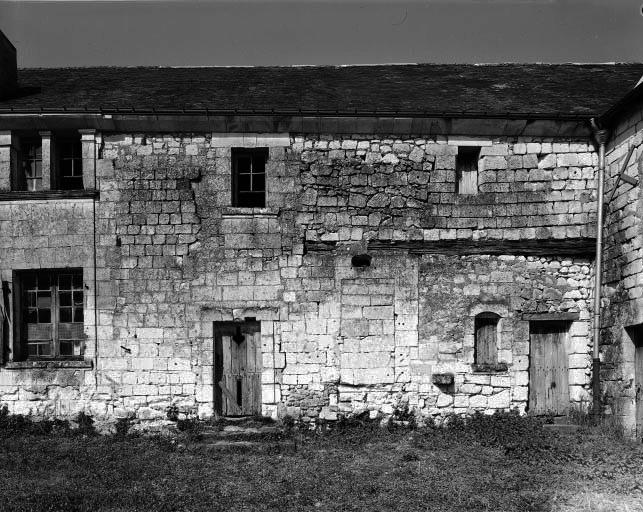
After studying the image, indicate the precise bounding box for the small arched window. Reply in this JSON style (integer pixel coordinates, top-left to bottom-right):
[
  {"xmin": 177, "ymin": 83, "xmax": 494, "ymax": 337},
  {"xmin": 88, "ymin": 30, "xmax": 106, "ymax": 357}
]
[{"xmin": 474, "ymin": 312, "xmax": 500, "ymax": 365}]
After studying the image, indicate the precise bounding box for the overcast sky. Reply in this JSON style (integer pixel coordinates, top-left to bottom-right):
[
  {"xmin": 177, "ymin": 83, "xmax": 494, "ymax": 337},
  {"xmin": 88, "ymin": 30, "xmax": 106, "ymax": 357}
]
[{"xmin": 0, "ymin": 0, "xmax": 641, "ymax": 68}]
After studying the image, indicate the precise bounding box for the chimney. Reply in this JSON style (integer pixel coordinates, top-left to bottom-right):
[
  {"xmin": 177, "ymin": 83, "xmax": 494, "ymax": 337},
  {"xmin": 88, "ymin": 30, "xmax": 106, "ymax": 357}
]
[{"xmin": 0, "ymin": 30, "xmax": 17, "ymax": 99}]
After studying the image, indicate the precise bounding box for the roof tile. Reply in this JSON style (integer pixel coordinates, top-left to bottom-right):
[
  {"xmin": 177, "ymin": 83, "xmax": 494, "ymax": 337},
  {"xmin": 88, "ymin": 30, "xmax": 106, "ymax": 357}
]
[{"xmin": 2, "ymin": 63, "xmax": 643, "ymax": 117}]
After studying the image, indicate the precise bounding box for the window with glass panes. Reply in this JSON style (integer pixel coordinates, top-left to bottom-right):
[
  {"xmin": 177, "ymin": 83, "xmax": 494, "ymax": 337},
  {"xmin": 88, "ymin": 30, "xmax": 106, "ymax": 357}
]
[
  {"xmin": 20, "ymin": 139, "xmax": 43, "ymax": 191},
  {"xmin": 58, "ymin": 139, "xmax": 83, "ymax": 190},
  {"xmin": 22, "ymin": 270, "xmax": 84, "ymax": 358},
  {"xmin": 232, "ymin": 148, "xmax": 267, "ymax": 207}
]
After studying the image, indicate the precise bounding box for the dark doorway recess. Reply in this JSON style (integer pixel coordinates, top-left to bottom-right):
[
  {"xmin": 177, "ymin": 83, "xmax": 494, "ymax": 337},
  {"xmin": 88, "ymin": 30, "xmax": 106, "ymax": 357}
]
[
  {"xmin": 214, "ymin": 321, "xmax": 262, "ymax": 416},
  {"xmin": 625, "ymin": 323, "xmax": 643, "ymax": 438}
]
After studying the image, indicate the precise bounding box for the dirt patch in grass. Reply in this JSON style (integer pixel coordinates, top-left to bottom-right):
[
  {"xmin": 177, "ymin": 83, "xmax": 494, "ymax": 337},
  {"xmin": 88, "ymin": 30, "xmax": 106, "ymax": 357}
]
[{"xmin": 0, "ymin": 414, "xmax": 642, "ymax": 511}]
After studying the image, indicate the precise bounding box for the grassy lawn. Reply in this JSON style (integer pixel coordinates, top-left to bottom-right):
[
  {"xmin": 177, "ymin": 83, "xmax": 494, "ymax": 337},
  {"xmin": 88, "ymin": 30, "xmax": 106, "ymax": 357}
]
[{"xmin": 0, "ymin": 416, "xmax": 642, "ymax": 511}]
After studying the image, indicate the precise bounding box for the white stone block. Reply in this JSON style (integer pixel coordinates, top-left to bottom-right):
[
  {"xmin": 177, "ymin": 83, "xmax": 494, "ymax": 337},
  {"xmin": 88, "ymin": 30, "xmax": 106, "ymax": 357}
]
[
  {"xmin": 469, "ymin": 394, "xmax": 488, "ymax": 408},
  {"xmin": 487, "ymin": 389, "xmax": 510, "ymax": 408},
  {"xmin": 568, "ymin": 368, "xmax": 590, "ymax": 386},
  {"xmin": 512, "ymin": 371, "xmax": 529, "ymax": 387},
  {"xmin": 448, "ymin": 136, "xmax": 492, "ymax": 146},
  {"xmin": 512, "ymin": 386, "xmax": 528, "ymax": 402},
  {"xmin": 436, "ymin": 393, "xmax": 453, "ymax": 407},
  {"xmin": 569, "ymin": 385, "xmax": 589, "ymax": 402},
  {"xmin": 395, "ymin": 330, "xmax": 418, "ymax": 346}
]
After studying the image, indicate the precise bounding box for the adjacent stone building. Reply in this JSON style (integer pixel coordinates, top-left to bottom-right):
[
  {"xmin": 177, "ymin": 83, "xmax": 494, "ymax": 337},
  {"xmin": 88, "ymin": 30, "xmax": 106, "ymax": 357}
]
[
  {"xmin": 597, "ymin": 81, "xmax": 643, "ymax": 435},
  {"xmin": 1, "ymin": 31, "xmax": 643, "ymax": 430}
]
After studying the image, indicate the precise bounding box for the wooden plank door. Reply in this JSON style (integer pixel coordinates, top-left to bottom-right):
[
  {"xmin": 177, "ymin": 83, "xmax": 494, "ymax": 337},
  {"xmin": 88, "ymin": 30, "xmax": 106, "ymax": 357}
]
[
  {"xmin": 214, "ymin": 321, "xmax": 262, "ymax": 416},
  {"xmin": 636, "ymin": 344, "xmax": 643, "ymax": 438},
  {"xmin": 529, "ymin": 321, "xmax": 570, "ymax": 415}
]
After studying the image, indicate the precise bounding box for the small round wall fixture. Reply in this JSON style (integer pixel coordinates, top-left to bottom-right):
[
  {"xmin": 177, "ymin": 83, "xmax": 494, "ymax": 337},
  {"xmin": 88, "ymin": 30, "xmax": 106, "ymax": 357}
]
[{"xmin": 351, "ymin": 254, "xmax": 372, "ymax": 268}]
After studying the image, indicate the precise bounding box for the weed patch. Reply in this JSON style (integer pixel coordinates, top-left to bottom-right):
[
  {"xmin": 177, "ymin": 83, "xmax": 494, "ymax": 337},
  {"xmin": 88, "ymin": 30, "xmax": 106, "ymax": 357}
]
[{"xmin": 0, "ymin": 407, "xmax": 641, "ymax": 511}]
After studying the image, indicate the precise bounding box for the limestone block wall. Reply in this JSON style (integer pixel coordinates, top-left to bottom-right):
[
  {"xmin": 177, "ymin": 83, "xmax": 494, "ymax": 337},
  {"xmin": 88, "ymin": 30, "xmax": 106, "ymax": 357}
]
[
  {"xmin": 279, "ymin": 250, "xmax": 592, "ymax": 423},
  {"xmin": 417, "ymin": 254, "xmax": 592, "ymax": 413},
  {"xmin": 93, "ymin": 134, "xmax": 299, "ymax": 420},
  {"xmin": 602, "ymin": 102, "xmax": 643, "ymax": 432},
  {"xmin": 297, "ymin": 135, "xmax": 598, "ymax": 244},
  {"xmin": 0, "ymin": 199, "xmax": 97, "ymax": 416},
  {"xmin": 0, "ymin": 129, "xmax": 599, "ymax": 423}
]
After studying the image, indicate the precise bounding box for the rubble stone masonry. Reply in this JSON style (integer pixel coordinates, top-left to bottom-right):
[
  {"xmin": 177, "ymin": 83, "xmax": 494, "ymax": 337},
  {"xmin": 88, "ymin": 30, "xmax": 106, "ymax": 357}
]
[{"xmin": 0, "ymin": 130, "xmax": 598, "ymax": 425}]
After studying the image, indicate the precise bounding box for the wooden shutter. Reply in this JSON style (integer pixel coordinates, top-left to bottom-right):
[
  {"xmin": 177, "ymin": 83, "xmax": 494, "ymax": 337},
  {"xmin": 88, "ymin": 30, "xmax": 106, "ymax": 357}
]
[
  {"xmin": 475, "ymin": 314, "xmax": 499, "ymax": 365},
  {"xmin": 456, "ymin": 146, "xmax": 480, "ymax": 195}
]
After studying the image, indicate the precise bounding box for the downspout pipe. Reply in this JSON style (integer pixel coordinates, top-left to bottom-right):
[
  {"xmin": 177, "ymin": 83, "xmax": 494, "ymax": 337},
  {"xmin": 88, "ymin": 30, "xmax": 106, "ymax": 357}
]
[{"xmin": 590, "ymin": 118, "xmax": 609, "ymax": 418}]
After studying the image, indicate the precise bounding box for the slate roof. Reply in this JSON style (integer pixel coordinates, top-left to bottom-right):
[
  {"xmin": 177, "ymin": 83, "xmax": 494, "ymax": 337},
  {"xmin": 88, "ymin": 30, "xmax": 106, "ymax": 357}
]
[{"xmin": 2, "ymin": 63, "xmax": 643, "ymax": 118}]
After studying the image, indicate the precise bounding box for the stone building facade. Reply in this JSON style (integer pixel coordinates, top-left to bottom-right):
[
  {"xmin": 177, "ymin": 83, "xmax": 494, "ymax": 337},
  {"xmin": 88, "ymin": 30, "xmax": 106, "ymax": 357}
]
[{"xmin": 1, "ymin": 32, "xmax": 643, "ymax": 428}]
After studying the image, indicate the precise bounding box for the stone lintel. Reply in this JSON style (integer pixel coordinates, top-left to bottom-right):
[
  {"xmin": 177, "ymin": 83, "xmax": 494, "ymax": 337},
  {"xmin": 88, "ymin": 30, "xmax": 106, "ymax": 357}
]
[{"xmin": 211, "ymin": 133, "xmax": 290, "ymax": 148}]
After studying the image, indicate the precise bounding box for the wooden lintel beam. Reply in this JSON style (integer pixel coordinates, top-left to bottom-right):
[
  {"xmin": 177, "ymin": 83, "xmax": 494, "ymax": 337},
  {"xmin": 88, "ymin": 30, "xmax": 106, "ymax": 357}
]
[
  {"xmin": 365, "ymin": 238, "xmax": 595, "ymax": 258},
  {"xmin": 521, "ymin": 312, "xmax": 580, "ymax": 321}
]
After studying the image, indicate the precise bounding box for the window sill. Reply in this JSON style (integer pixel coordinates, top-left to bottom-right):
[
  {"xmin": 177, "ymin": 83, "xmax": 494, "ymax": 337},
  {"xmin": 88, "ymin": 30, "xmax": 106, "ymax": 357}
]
[
  {"xmin": 5, "ymin": 360, "xmax": 93, "ymax": 370},
  {"xmin": 222, "ymin": 206, "xmax": 279, "ymax": 217},
  {"xmin": 0, "ymin": 190, "xmax": 99, "ymax": 201},
  {"xmin": 471, "ymin": 363, "xmax": 508, "ymax": 373}
]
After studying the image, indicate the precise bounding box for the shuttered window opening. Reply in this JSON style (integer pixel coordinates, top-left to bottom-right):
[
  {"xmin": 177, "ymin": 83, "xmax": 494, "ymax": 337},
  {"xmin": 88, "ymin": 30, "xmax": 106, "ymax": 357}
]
[
  {"xmin": 456, "ymin": 146, "xmax": 480, "ymax": 195},
  {"xmin": 474, "ymin": 312, "xmax": 500, "ymax": 365},
  {"xmin": 19, "ymin": 269, "xmax": 84, "ymax": 359}
]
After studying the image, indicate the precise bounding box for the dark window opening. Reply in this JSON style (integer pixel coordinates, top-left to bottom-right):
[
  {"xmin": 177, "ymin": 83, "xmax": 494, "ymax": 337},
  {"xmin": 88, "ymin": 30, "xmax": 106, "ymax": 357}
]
[
  {"xmin": 16, "ymin": 269, "xmax": 84, "ymax": 360},
  {"xmin": 20, "ymin": 139, "xmax": 43, "ymax": 191},
  {"xmin": 58, "ymin": 138, "xmax": 83, "ymax": 190},
  {"xmin": 456, "ymin": 146, "xmax": 480, "ymax": 195},
  {"xmin": 232, "ymin": 148, "xmax": 268, "ymax": 207},
  {"xmin": 474, "ymin": 312, "xmax": 500, "ymax": 366}
]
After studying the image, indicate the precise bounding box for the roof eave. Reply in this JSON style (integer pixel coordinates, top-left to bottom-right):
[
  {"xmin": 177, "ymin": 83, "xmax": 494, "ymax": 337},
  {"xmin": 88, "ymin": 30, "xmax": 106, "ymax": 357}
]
[
  {"xmin": 599, "ymin": 82, "xmax": 643, "ymax": 127},
  {"xmin": 0, "ymin": 107, "xmax": 597, "ymax": 121}
]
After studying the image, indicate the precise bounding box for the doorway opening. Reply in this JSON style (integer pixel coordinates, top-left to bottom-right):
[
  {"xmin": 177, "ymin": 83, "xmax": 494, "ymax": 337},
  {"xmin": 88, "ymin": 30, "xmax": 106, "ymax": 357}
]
[
  {"xmin": 528, "ymin": 320, "xmax": 571, "ymax": 416},
  {"xmin": 214, "ymin": 321, "xmax": 262, "ymax": 416},
  {"xmin": 625, "ymin": 323, "xmax": 643, "ymax": 438}
]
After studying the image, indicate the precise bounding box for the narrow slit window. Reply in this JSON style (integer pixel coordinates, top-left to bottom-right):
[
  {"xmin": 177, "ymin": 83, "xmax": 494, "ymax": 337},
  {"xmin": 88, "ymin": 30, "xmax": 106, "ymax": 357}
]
[
  {"xmin": 456, "ymin": 146, "xmax": 480, "ymax": 195},
  {"xmin": 232, "ymin": 148, "xmax": 268, "ymax": 207}
]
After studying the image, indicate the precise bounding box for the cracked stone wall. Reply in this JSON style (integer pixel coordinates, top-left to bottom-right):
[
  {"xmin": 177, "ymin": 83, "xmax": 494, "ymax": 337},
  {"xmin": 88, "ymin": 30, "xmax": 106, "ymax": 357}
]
[{"xmin": 0, "ymin": 130, "xmax": 599, "ymax": 423}]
